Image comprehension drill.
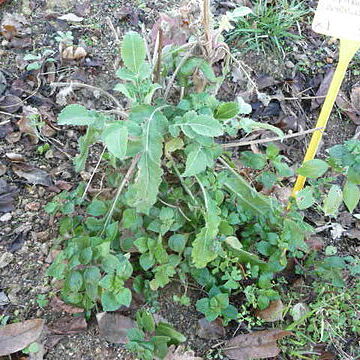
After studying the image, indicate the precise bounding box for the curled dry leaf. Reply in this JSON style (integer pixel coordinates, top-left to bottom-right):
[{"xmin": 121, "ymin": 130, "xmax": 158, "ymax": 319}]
[
  {"xmin": 0, "ymin": 318, "xmax": 44, "ymax": 356},
  {"xmin": 5, "ymin": 152, "xmax": 25, "ymax": 162},
  {"xmin": 197, "ymin": 318, "xmax": 225, "ymax": 340},
  {"xmin": 48, "ymin": 316, "xmax": 87, "ymax": 335},
  {"xmin": 311, "ymin": 68, "xmax": 334, "ymax": 110},
  {"xmin": 49, "ymin": 297, "xmax": 84, "ymax": 314},
  {"xmin": 164, "ymin": 345, "xmax": 203, "ymax": 360},
  {"xmin": 0, "ymin": 13, "xmax": 30, "ymax": 44},
  {"xmin": 12, "ymin": 163, "xmax": 53, "ymax": 186},
  {"xmin": 336, "ymin": 86, "xmax": 360, "ymax": 125},
  {"xmin": 61, "ymin": 46, "xmax": 87, "ymax": 61},
  {"xmin": 0, "ymin": 94, "xmax": 22, "ymax": 113},
  {"xmin": 255, "ymin": 299, "xmax": 284, "ymax": 322},
  {"xmin": 0, "ymin": 179, "xmax": 18, "ymax": 213},
  {"xmin": 96, "ymin": 312, "xmax": 135, "ymax": 344},
  {"xmin": 58, "ymin": 13, "xmax": 84, "ymax": 22},
  {"xmin": 17, "ymin": 106, "xmax": 40, "ymax": 143},
  {"xmin": 224, "ymin": 329, "xmax": 292, "ymax": 360}
]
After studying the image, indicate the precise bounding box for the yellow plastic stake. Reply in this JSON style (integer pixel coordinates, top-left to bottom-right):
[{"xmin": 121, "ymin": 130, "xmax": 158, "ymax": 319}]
[{"xmin": 292, "ymin": 39, "xmax": 360, "ymax": 197}]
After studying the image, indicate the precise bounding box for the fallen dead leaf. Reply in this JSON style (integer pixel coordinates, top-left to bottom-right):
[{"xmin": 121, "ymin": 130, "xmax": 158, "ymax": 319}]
[
  {"xmin": 311, "ymin": 69, "xmax": 334, "ymax": 110},
  {"xmin": 58, "ymin": 13, "xmax": 84, "ymax": 22},
  {"xmin": 12, "ymin": 163, "xmax": 53, "ymax": 186},
  {"xmin": 0, "ymin": 318, "xmax": 44, "ymax": 356},
  {"xmin": 255, "ymin": 300, "xmax": 284, "ymax": 322},
  {"xmin": 336, "ymin": 86, "xmax": 360, "ymax": 125},
  {"xmin": 0, "ymin": 94, "xmax": 22, "ymax": 113},
  {"xmin": 164, "ymin": 345, "xmax": 203, "ymax": 360},
  {"xmin": 224, "ymin": 329, "xmax": 292, "ymax": 360},
  {"xmin": 61, "ymin": 46, "xmax": 87, "ymax": 61},
  {"xmin": 306, "ymin": 236, "xmax": 324, "ymax": 251},
  {"xmin": 48, "ymin": 316, "xmax": 87, "ymax": 335},
  {"xmin": 5, "ymin": 131, "xmax": 21, "ymax": 143},
  {"xmin": 49, "ymin": 297, "xmax": 84, "ymax": 314},
  {"xmin": 96, "ymin": 312, "xmax": 135, "ymax": 344},
  {"xmin": 5, "ymin": 152, "xmax": 25, "ymax": 162},
  {"xmin": 197, "ymin": 318, "xmax": 225, "ymax": 340},
  {"xmin": 0, "ymin": 179, "xmax": 18, "ymax": 213}
]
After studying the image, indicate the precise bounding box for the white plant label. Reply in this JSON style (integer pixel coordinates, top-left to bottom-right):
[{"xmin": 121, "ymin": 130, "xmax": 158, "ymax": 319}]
[{"xmin": 313, "ymin": 0, "xmax": 360, "ymax": 41}]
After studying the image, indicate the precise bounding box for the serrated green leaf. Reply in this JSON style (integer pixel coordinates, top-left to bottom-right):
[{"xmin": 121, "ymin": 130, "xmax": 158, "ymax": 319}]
[
  {"xmin": 168, "ymin": 234, "xmax": 187, "ymax": 253},
  {"xmin": 240, "ymin": 151, "xmax": 267, "ymax": 170},
  {"xmin": 87, "ymin": 199, "xmax": 107, "ymax": 216},
  {"xmin": 58, "ymin": 104, "xmax": 97, "ymax": 126},
  {"xmin": 129, "ymin": 107, "xmax": 168, "ymax": 214},
  {"xmin": 343, "ymin": 181, "xmax": 360, "ymax": 213},
  {"xmin": 165, "ymin": 137, "xmax": 184, "ymax": 158},
  {"xmin": 199, "ymin": 61, "xmax": 217, "ymax": 82},
  {"xmin": 182, "ymin": 143, "xmax": 208, "ymax": 177},
  {"xmin": 144, "ymin": 83, "xmax": 162, "ymax": 105},
  {"xmin": 121, "ymin": 31, "xmax": 146, "ymax": 73},
  {"xmin": 116, "ymin": 67, "xmax": 137, "ymax": 82},
  {"xmin": 214, "ymin": 102, "xmax": 240, "ymax": 120},
  {"xmin": 102, "ymin": 122, "xmax": 128, "ymax": 159},
  {"xmin": 297, "ymin": 159, "xmax": 329, "ymax": 178},
  {"xmin": 223, "ymin": 172, "xmax": 274, "ymax": 216},
  {"xmin": 175, "ymin": 111, "xmax": 223, "ymax": 137},
  {"xmin": 323, "ymin": 185, "xmax": 343, "ymax": 216},
  {"xmin": 296, "ymin": 187, "xmax": 315, "ymax": 210},
  {"xmin": 68, "ymin": 271, "xmax": 83, "ymax": 292},
  {"xmin": 113, "ymin": 83, "xmax": 135, "ymax": 100}
]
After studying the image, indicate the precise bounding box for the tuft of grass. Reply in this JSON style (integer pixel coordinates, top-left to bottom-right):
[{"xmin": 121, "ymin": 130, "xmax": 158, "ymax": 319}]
[{"xmin": 226, "ymin": 0, "xmax": 309, "ymax": 57}]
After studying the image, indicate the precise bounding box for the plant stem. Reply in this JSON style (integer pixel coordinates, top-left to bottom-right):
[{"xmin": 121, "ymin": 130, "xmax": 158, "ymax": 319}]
[
  {"xmin": 101, "ymin": 154, "xmax": 140, "ymax": 234},
  {"xmin": 51, "ymin": 82, "xmax": 127, "ymax": 117},
  {"xmin": 222, "ymin": 127, "xmax": 325, "ymax": 148}
]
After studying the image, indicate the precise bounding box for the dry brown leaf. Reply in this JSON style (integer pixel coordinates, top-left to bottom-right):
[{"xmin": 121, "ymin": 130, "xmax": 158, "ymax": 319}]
[
  {"xmin": 255, "ymin": 300, "xmax": 284, "ymax": 322},
  {"xmin": 0, "ymin": 13, "xmax": 30, "ymax": 40},
  {"xmin": 0, "ymin": 94, "xmax": 22, "ymax": 113},
  {"xmin": 197, "ymin": 318, "xmax": 225, "ymax": 340},
  {"xmin": 311, "ymin": 68, "xmax": 334, "ymax": 110},
  {"xmin": 48, "ymin": 316, "xmax": 87, "ymax": 335},
  {"xmin": 0, "ymin": 319, "xmax": 44, "ymax": 356},
  {"xmin": 164, "ymin": 345, "xmax": 203, "ymax": 360},
  {"xmin": 49, "ymin": 297, "xmax": 84, "ymax": 314},
  {"xmin": 96, "ymin": 312, "xmax": 135, "ymax": 344},
  {"xmin": 5, "ymin": 152, "xmax": 25, "ymax": 162},
  {"xmin": 0, "ymin": 179, "xmax": 18, "ymax": 213},
  {"xmin": 224, "ymin": 329, "xmax": 292, "ymax": 360},
  {"xmin": 12, "ymin": 163, "xmax": 53, "ymax": 186}
]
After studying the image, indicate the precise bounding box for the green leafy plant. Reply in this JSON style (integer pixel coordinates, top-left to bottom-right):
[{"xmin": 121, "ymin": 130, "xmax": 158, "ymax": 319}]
[
  {"xmin": 293, "ymin": 140, "xmax": 360, "ymax": 215},
  {"xmin": 126, "ymin": 310, "xmax": 185, "ymax": 360},
  {"xmin": 45, "ymin": 29, "xmax": 358, "ymax": 360},
  {"xmin": 226, "ymin": 0, "xmax": 308, "ymax": 56},
  {"xmin": 24, "ymin": 49, "xmax": 55, "ymax": 71}
]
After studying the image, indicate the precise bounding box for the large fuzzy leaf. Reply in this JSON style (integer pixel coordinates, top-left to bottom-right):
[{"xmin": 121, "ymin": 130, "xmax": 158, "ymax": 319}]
[
  {"xmin": 170, "ymin": 111, "xmax": 223, "ymax": 138},
  {"xmin": 182, "ymin": 143, "xmax": 214, "ymax": 177},
  {"xmin": 129, "ymin": 107, "xmax": 168, "ymax": 214},
  {"xmin": 101, "ymin": 122, "xmax": 128, "ymax": 159},
  {"xmin": 58, "ymin": 104, "xmax": 97, "ymax": 126},
  {"xmin": 192, "ymin": 184, "xmax": 221, "ymax": 268},
  {"xmin": 222, "ymin": 172, "xmax": 275, "ymax": 216},
  {"xmin": 121, "ymin": 31, "xmax": 146, "ymax": 74}
]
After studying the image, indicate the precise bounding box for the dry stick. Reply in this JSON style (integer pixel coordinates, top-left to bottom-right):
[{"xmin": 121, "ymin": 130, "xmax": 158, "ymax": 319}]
[
  {"xmin": 0, "ymin": 119, "xmax": 11, "ymax": 126},
  {"xmin": 153, "ymin": 28, "xmax": 163, "ymax": 84},
  {"xmin": 101, "ymin": 154, "xmax": 140, "ymax": 233},
  {"xmin": 164, "ymin": 45, "xmax": 196, "ymax": 100},
  {"xmin": 141, "ymin": 23, "xmax": 153, "ymax": 67},
  {"xmin": 82, "ymin": 147, "xmax": 106, "ymax": 201},
  {"xmin": 0, "ymin": 111, "xmax": 23, "ymax": 119},
  {"xmin": 106, "ymin": 16, "xmax": 120, "ymax": 44},
  {"xmin": 51, "ymin": 82, "xmax": 127, "ymax": 117},
  {"xmin": 202, "ymin": 0, "xmax": 212, "ymax": 58},
  {"xmin": 222, "ymin": 126, "xmax": 325, "ymax": 148}
]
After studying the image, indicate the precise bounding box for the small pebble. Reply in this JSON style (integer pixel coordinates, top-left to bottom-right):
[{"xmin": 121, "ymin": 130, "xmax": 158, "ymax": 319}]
[{"xmin": 0, "ymin": 213, "xmax": 12, "ymax": 222}]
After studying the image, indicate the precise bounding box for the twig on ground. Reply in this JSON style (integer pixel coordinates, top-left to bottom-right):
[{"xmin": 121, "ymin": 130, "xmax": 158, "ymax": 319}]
[
  {"xmin": 0, "ymin": 112, "xmax": 23, "ymax": 120},
  {"xmin": 106, "ymin": 16, "xmax": 120, "ymax": 44},
  {"xmin": 51, "ymin": 81, "xmax": 127, "ymax": 117},
  {"xmin": 222, "ymin": 126, "xmax": 325, "ymax": 148},
  {"xmin": 153, "ymin": 27, "xmax": 163, "ymax": 84}
]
